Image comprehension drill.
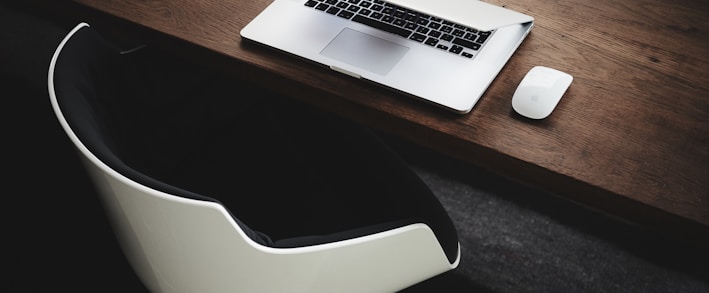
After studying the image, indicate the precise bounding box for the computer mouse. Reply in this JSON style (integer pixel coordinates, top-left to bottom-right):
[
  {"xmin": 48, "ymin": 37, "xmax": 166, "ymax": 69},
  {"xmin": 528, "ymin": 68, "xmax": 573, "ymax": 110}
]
[{"xmin": 512, "ymin": 66, "xmax": 573, "ymax": 119}]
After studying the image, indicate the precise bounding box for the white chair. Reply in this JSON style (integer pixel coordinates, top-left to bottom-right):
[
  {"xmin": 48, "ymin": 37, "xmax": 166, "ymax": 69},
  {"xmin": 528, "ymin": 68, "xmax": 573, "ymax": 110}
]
[{"xmin": 48, "ymin": 22, "xmax": 460, "ymax": 293}]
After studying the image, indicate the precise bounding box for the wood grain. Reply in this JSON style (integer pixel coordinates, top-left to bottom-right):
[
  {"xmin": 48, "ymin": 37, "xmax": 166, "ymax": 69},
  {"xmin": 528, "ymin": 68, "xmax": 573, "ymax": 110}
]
[{"xmin": 70, "ymin": 0, "xmax": 709, "ymax": 247}]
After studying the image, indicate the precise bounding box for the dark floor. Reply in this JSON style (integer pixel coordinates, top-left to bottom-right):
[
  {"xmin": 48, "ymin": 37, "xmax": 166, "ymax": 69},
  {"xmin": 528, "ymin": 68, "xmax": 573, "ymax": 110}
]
[
  {"xmin": 4, "ymin": 2, "xmax": 709, "ymax": 292},
  {"xmin": 393, "ymin": 137, "xmax": 709, "ymax": 293}
]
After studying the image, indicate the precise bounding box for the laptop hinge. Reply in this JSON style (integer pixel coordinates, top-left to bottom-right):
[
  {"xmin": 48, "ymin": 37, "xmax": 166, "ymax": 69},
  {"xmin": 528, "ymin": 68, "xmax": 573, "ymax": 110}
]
[
  {"xmin": 385, "ymin": 0, "xmax": 534, "ymax": 31},
  {"xmin": 330, "ymin": 66, "xmax": 362, "ymax": 79}
]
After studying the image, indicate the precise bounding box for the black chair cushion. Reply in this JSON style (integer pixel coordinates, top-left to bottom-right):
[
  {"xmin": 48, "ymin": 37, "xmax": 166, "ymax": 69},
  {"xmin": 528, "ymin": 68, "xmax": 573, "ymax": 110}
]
[{"xmin": 52, "ymin": 25, "xmax": 459, "ymax": 263}]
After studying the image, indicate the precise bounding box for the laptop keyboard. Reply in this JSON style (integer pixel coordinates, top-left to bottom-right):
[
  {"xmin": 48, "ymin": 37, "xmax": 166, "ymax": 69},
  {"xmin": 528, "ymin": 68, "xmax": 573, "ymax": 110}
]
[{"xmin": 304, "ymin": 0, "xmax": 494, "ymax": 59}]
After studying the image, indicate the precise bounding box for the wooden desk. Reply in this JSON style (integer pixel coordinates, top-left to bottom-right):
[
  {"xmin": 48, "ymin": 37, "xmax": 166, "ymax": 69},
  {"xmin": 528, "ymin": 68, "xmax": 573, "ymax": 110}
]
[{"xmin": 68, "ymin": 0, "xmax": 709, "ymax": 247}]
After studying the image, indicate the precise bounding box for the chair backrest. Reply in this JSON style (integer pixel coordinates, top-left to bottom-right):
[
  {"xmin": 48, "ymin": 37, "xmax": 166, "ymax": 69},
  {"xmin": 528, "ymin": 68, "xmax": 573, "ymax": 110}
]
[{"xmin": 48, "ymin": 22, "xmax": 459, "ymax": 293}]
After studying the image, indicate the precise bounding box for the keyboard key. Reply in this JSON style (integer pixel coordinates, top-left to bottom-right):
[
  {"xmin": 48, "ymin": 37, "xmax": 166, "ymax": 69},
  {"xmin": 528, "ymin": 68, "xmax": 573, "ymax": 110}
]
[
  {"xmin": 452, "ymin": 37, "xmax": 481, "ymax": 50},
  {"xmin": 351, "ymin": 14, "xmax": 412, "ymax": 38},
  {"xmin": 410, "ymin": 32, "xmax": 426, "ymax": 42},
  {"xmin": 424, "ymin": 37, "xmax": 439, "ymax": 46},
  {"xmin": 449, "ymin": 45, "xmax": 463, "ymax": 54},
  {"xmin": 338, "ymin": 10, "xmax": 355, "ymax": 19},
  {"xmin": 475, "ymin": 33, "xmax": 490, "ymax": 44},
  {"xmin": 464, "ymin": 33, "xmax": 477, "ymax": 42}
]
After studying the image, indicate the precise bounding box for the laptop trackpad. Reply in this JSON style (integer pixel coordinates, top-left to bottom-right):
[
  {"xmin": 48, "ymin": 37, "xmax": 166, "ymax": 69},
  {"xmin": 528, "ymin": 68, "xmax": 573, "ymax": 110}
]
[{"xmin": 320, "ymin": 28, "xmax": 409, "ymax": 76}]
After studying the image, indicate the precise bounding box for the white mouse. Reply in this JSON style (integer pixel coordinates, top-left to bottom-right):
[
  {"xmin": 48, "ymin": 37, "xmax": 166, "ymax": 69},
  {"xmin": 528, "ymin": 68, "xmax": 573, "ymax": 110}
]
[{"xmin": 512, "ymin": 66, "xmax": 573, "ymax": 119}]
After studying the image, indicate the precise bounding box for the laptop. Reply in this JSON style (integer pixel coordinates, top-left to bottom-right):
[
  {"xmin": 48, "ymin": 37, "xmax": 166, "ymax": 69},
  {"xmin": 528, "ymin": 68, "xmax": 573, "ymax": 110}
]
[{"xmin": 241, "ymin": 0, "xmax": 534, "ymax": 114}]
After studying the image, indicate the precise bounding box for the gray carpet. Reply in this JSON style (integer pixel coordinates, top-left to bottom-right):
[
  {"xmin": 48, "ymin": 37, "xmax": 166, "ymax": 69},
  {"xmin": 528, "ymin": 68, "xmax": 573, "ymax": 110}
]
[{"xmin": 392, "ymin": 137, "xmax": 709, "ymax": 292}]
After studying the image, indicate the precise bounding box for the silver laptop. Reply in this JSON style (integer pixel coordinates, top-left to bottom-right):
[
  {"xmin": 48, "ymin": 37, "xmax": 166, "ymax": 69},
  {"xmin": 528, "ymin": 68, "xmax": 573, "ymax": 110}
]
[{"xmin": 241, "ymin": 0, "xmax": 534, "ymax": 114}]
